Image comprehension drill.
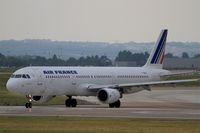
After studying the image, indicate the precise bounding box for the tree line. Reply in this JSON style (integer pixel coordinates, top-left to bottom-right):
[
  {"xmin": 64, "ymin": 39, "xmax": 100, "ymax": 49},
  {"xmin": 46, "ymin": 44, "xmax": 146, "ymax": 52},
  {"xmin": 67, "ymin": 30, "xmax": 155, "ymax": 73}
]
[
  {"xmin": 0, "ymin": 53, "xmax": 112, "ymax": 67},
  {"xmin": 0, "ymin": 51, "xmax": 200, "ymax": 67}
]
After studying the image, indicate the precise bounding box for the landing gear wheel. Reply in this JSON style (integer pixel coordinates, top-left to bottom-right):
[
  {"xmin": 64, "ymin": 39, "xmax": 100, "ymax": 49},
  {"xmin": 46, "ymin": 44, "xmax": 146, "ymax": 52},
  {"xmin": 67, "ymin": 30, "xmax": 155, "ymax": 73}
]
[
  {"xmin": 109, "ymin": 100, "xmax": 121, "ymax": 108},
  {"xmin": 65, "ymin": 98, "xmax": 77, "ymax": 107},
  {"xmin": 65, "ymin": 99, "xmax": 71, "ymax": 107},
  {"xmin": 71, "ymin": 99, "xmax": 77, "ymax": 107},
  {"xmin": 114, "ymin": 100, "xmax": 121, "ymax": 108},
  {"xmin": 29, "ymin": 103, "xmax": 32, "ymax": 108},
  {"xmin": 25, "ymin": 103, "xmax": 29, "ymax": 108},
  {"xmin": 109, "ymin": 103, "xmax": 115, "ymax": 108},
  {"xmin": 25, "ymin": 103, "xmax": 32, "ymax": 108}
]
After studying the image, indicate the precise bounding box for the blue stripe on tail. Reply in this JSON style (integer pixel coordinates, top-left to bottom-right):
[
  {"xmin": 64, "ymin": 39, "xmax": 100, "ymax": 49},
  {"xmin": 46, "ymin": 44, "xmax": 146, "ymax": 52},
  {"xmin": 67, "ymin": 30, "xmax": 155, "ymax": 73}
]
[
  {"xmin": 150, "ymin": 30, "xmax": 167, "ymax": 64},
  {"xmin": 155, "ymin": 35, "xmax": 167, "ymax": 63}
]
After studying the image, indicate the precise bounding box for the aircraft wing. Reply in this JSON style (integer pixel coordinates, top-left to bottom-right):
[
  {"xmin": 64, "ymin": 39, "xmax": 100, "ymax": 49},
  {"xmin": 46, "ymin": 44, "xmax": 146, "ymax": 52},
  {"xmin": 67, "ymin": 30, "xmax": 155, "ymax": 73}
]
[
  {"xmin": 88, "ymin": 79, "xmax": 199, "ymax": 91},
  {"xmin": 160, "ymin": 70, "xmax": 197, "ymax": 77}
]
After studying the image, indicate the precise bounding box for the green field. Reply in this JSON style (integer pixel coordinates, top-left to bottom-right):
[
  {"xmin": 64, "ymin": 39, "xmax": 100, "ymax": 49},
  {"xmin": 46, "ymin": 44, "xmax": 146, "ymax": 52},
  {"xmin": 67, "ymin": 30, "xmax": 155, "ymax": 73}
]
[{"xmin": 0, "ymin": 116, "xmax": 200, "ymax": 133}]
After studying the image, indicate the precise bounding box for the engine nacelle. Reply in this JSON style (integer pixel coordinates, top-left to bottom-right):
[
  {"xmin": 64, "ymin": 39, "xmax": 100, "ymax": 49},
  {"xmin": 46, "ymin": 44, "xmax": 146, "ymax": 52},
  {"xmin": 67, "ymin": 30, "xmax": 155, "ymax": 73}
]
[
  {"xmin": 97, "ymin": 88, "xmax": 120, "ymax": 104},
  {"xmin": 32, "ymin": 95, "xmax": 55, "ymax": 103}
]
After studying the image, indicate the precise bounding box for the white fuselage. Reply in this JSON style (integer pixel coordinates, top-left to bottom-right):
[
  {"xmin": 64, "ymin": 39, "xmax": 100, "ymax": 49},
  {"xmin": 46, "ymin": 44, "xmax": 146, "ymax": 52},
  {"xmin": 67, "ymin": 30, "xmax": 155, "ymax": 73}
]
[{"xmin": 7, "ymin": 66, "xmax": 169, "ymax": 96}]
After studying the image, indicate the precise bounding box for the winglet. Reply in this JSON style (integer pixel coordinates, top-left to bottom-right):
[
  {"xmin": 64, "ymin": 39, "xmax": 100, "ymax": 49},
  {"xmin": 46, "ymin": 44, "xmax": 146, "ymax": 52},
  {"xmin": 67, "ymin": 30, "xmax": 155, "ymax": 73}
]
[{"xmin": 144, "ymin": 29, "xmax": 168, "ymax": 69}]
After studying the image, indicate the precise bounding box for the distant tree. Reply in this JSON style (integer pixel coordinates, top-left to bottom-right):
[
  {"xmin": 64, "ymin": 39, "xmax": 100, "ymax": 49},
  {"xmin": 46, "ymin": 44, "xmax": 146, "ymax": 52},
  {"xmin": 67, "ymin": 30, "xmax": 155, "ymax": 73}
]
[
  {"xmin": 0, "ymin": 53, "xmax": 6, "ymax": 66},
  {"xmin": 165, "ymin": 53, "xmax": 179, "ymax": 58},
  {"xmin": 52, "ymin": 54, "xmax": 58, "ymax": 60},
  {"xmin": 115, "ymin": 50, "xmax": 132, "ymax": 61},
  {"xmin": 131, "ymin": 52, "xmax": 149, "ymax": 66},
  {"xmin": 48, "ymin": 54, "xmax": 65, "ymax": 66},
  {"xmin": 0, "ymin": 53, "xmax": 113, "ymax": 67},
  {"xmin": 78, "ymin": 57, "xmax": 85, "ymax": 66},
  {"xmin": 165, "ymin": 53, "xmax": 173, "ymax": 58},
  {"xmin": 0, "ymin": 53, "xmax": 5, "ymax": 58},
  {"xmin": 6, "ymin": 56, "xmax": 24, "ymax": 67},
  {"xmin": 182, "ymin": 52, "xmax": 189, "ymax": 58},
  {"xmin": 33, "ymin": 56, "xmax": 47, "ymax": 66},
  {"xmin": 115, "ymin": 50, "xmax": 149, "ymax": 66},
  {"xmin": 99, "ymin": 55, "xmax": 112, "ymax": 66},
  {"xmin": 74, "ymin": 55, "xmax": 112, "ymax": 66},
  {"xmin": 193, "ymin": 54, "xmax": 200, "ymax": 58},
  {"xmin": 67, "ymin": 57, "xmax": 78, "ymax": 66}
]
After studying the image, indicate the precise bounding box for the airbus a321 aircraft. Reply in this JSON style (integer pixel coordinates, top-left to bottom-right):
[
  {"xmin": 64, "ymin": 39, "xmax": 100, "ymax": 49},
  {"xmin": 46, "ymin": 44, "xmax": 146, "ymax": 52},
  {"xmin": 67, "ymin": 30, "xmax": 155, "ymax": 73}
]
[{"xmin": 6, "ymin": 29, "xmax": 198, "ymax": 108}]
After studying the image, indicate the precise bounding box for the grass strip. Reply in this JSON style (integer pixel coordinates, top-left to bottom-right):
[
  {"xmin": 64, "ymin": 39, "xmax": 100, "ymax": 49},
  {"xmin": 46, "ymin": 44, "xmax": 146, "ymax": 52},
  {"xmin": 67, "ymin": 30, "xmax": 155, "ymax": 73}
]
[{"xmin": 0, "ymin": 116, "xmax": 200, "ymax": 133}]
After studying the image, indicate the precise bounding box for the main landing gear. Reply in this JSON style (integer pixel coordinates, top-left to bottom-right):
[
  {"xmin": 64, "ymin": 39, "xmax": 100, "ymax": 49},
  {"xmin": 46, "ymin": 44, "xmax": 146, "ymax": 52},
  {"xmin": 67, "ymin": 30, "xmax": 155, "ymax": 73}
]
[
  {"xmin": 65, "ymin": 96, "xmax": 77, "ymax": 107},
  {"xmin": 109, "ymin": 100, "xmax": 121, "ymax": 108},
  {"xmin": 25, "ymin": 94, "xmax": 32, "ymax": 108}
]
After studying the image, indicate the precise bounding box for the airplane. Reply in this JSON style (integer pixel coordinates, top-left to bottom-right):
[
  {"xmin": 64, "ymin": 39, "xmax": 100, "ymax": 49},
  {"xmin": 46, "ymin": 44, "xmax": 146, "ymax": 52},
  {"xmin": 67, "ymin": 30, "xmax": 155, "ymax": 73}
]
[{"xmin": 6, "ymin": 29, "xmax": 198, "ymax": 108}]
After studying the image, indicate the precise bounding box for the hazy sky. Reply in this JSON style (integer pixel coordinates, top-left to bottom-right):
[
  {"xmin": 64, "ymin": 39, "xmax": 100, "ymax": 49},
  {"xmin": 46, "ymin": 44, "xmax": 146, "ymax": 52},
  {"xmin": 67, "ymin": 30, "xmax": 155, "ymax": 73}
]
[{"xmin": 0, "ymin": 0, "xmax": 199, "ymax": 42}]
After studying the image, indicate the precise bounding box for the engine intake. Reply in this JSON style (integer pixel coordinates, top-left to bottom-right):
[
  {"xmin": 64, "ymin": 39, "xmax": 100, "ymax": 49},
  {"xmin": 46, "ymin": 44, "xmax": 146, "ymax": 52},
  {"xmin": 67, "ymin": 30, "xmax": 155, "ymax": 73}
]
[
  {"xmin": 33, "ymin": 96, "xmax": 42, "ymax": 101},
  {"xmin": 97, "ymin": 88, "xmax": 120, "ymax": 104},
  {"xmin": 32, "ymin": 95, "xmax": 55, "ymax": 103}
]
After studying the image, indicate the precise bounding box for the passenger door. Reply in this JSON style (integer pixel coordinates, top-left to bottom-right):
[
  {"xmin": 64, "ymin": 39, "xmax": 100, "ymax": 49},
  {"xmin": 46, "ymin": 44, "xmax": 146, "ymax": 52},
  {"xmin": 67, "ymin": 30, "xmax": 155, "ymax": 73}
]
[{"xmin": 34, "ymin": 69, "xmax": 47, "ymax": 95}]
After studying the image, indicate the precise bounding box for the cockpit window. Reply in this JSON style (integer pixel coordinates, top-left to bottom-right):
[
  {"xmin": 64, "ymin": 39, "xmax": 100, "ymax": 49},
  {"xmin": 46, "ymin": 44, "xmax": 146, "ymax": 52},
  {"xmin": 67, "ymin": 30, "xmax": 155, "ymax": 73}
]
[
  {"xmin": 11, "ymin": 74, "xmax": 31, "ymax": 79},
  {"xmin": 26, "ymin": 74, "xmax": 31, "ymax": 79},
  {"xmin": 15, "ymin": 74, "xmax": 22, "ymax": 78},
  {"xmin": 22, "ymin": 74, "xmax": 26, "ymax": 78}
]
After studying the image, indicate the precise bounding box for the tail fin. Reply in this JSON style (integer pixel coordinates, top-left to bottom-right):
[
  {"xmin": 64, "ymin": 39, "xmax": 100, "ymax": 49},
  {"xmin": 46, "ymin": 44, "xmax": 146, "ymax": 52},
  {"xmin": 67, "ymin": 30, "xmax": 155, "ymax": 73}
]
[{"xmin": 144, "ymin": 29, "xmax": 168, "ymax": 69}]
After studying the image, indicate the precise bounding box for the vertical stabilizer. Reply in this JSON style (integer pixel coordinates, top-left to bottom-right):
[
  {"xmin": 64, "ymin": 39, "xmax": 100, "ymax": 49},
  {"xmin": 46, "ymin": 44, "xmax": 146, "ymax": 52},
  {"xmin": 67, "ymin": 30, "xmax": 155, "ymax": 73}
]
[{"xmin": 144, "ymin": 29, "xmax": 168, "ymax": 69}]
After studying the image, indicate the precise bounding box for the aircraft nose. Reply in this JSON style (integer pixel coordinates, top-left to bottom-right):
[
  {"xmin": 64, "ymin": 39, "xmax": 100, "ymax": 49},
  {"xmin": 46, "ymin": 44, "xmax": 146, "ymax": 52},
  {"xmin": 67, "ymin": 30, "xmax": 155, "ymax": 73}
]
[{"xmin": 6, "ymin": 79, "xmax": 15, "ymax": 92}]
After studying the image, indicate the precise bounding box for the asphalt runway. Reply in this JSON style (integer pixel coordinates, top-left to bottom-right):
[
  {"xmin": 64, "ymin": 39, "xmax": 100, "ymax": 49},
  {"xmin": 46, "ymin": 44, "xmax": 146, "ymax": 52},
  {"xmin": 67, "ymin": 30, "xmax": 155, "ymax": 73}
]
[
  {"xmin": 1, "ymin": 105, "xmax": 200, "ymax": 119},
  {"xmin": 0, "ymin": 87, "xmax": 200, "ymax": 119}
]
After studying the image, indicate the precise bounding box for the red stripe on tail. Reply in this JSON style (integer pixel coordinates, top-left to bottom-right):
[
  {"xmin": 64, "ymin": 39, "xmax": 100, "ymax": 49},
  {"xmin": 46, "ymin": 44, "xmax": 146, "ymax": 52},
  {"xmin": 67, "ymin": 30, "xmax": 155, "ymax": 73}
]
[{"xmin": 159, "ymin": 52, "xmax": 165, "ymax": 64}]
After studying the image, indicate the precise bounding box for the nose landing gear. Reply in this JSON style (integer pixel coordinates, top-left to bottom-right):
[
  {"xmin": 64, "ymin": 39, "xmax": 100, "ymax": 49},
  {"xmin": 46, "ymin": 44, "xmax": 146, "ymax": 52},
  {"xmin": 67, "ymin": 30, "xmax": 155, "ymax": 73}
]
[{"xmin": 25, "ymin": 94, "xmax": 32, "ymax": 108}]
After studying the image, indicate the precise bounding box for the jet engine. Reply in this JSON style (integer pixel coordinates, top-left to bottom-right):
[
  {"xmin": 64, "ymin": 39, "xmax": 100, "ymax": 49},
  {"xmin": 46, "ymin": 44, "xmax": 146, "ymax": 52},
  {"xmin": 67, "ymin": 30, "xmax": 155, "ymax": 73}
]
[
  {"xmin": 32, "ymin": 95, "xmax": 55, "ymax": 103},
  {"xmin": 97, "ymin": 88, "xmax": 120, "ymax": 104}
]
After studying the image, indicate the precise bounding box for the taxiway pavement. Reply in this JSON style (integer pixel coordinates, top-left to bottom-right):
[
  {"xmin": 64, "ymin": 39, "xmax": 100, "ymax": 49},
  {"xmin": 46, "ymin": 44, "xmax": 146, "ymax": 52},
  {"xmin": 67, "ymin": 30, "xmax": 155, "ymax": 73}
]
[
  {"xmin": 1, "ymin": 106, "xmax": 200, "ymax": 119},
  {"xmin": 0, "ymin": 87, "xmax": 200, "ymax": 119}
]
